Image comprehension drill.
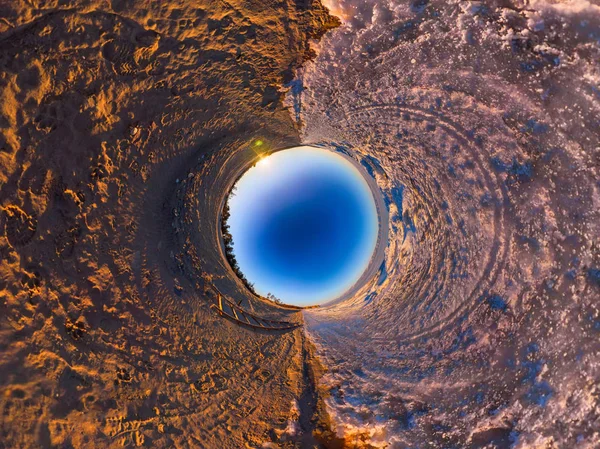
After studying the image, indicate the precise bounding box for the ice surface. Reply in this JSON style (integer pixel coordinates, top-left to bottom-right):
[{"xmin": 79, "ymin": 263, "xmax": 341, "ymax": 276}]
[{"xmin": 290, "ymin": 0, "xmax": 600, "ymax": 447}]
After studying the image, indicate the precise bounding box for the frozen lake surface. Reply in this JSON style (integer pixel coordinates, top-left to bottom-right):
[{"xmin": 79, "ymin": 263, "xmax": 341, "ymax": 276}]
[{"xmin": 291, "ymin": 0, "xmax": 600, "ymax": 447}]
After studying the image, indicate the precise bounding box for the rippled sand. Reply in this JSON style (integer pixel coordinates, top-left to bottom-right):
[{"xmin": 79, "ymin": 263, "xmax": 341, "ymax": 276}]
[{"xmin": 0, "ymin": 1, "xmax": 339, "ymax": 447}]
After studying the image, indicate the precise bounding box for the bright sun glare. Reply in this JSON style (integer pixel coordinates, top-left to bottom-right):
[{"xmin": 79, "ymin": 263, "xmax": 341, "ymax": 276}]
[{"xmin": 257, "ymin": 156, "xmax": 270, "ymax": 168}]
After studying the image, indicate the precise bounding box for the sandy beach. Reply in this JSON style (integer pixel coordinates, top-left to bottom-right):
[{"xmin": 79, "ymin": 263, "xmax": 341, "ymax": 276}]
[{"xmin": 0, "ymin": 1, "xmax": 340, "ymax": 447}]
